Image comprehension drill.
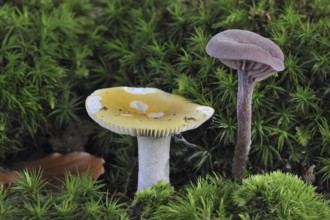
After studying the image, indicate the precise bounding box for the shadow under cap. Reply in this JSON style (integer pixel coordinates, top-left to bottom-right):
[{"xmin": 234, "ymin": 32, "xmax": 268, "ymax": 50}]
[{"xmin": 206, "ymin": 29, "xmax": 285, "ymax": 82}]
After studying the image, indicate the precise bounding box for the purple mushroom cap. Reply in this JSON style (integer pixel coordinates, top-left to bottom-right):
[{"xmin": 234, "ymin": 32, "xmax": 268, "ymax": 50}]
[{"xmin": 206, "ymin": 29, "xmax": 284, "ymax": 82}]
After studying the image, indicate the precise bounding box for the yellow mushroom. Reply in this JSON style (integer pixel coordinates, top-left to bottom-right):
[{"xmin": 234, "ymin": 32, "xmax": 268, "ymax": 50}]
[{"xmin": 86, "ymin": 87, "xmax": 214, "ymax": 191}]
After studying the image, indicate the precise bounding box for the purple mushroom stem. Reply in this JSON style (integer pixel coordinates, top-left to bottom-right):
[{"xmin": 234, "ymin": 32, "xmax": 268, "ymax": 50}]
[{"xmin": 233, "ymin": 69, "xmax": 255, "ymax": 180}]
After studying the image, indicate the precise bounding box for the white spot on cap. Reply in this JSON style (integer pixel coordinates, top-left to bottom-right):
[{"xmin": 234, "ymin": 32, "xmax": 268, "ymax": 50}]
[
  {"xmin": 130, "ymin": 101, "xmax": 148, "ymax": 113},
  {"xmin": 148, "ymin": 112, "xmax": 164, "ymax": 119},
  {"xmin": 197, "ymin": 106, "xmax": 214, "ymax": 118},
  {"xmin": 120, "ymin": 114, "xmax": 133, "ymax": 117},
  {"xmin": 87, "ymin": 95, "xmax": 103, "ymax": 114},
  {"xmin": 124, "ymin": 87, "xmax": 157, "ymax": 94}
]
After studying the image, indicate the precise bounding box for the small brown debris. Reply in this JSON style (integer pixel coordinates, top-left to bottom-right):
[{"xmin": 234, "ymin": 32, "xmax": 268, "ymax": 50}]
[
  {"xmin": 303, "ymin": 164, "xmax": 316, "ymax": 184},
  {"xmin": 101, "ymin": 106, "xmax": 108, "ymax": 111},
  {"xmin": 184, "ymin": 117, "xmax": 197, "ymax": 122}
]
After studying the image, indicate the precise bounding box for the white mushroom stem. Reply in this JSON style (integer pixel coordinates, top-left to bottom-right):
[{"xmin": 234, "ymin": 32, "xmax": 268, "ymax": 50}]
[
  {"xmin": 137, "ymin": 136, "xmax": 170, "ymax": 191},
  {"xmin": 232, "ymin": 69, "xmax": 255, "ymax": 181}
]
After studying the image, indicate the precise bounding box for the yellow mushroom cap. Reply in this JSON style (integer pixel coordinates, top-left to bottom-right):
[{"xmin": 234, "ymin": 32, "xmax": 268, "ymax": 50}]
[{"xmin": 86, "ymin": 87, "xmax": 214, "ymax": 137}]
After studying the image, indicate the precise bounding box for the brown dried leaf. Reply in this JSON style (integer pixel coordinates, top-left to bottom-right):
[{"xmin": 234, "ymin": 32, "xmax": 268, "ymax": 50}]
[
  {"xmin": 0, "ymin": 168, "xmax": 20, "ymax": 186},
  {"xmin": 13, "ymin": 152, "xmax": 105, "ymax": 185}
]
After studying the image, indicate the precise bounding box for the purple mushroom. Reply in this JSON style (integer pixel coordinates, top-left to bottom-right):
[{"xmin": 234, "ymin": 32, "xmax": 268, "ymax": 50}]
[{"xmin": 206, "ymin": 29, "xmax": 285, "ymax": 181}]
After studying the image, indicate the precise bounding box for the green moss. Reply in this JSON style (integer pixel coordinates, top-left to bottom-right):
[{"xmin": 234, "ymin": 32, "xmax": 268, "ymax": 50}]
[
  {"xmin": 0, "ymin": 0, "xmax": 97, "ymax": 157},
  {"xmin": 151, "ymin": 172, "xmax": 329, "ymax": 219},
  {"xmin": 133, "ymin": 181, "xmax": 175, "ymax": 219},
  {"xmin": 232, "ymin": 171, "xmax": 330, "ymax": 219},
  {"xmin": 0, "ymin": 171, "xmax": 128, "ymax": 219},
  {"xmin": 2, "ymin": 171, "xmax": 329, "ymax": 219},
  {"xmin": 154, "ymin": 174, "xmax": 236, "ymax": 219}
]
